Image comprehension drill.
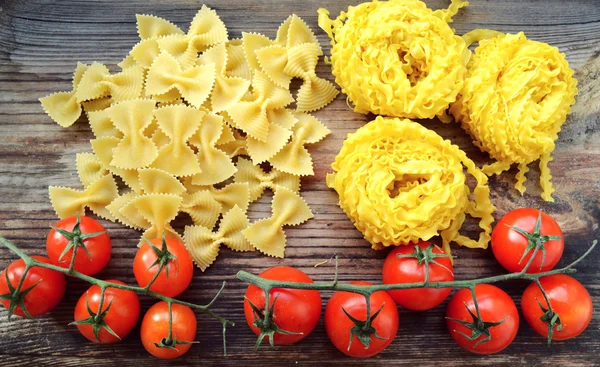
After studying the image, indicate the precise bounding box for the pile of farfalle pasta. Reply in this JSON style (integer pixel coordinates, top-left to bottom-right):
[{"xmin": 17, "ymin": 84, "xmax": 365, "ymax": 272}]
[
  {"xmin": 321, "ymin": 0, "xmax": 578, "ymax": 254},
  {"xmin": 40, "ymin": 6, "xmax": 338, "ymax": 270}
]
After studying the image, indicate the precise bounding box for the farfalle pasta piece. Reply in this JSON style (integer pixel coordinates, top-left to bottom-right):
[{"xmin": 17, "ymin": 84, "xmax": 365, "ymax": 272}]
[
  {"xmin": 136, "ymin": 14, "xmax": 184, "ymax": 40},
  {"xmin": 107, "ymin": 99, "xmax": 159, "ymax": 169},
  {"xmin": 180, "ymin": 191, "xmax": 222, "ymax": 229},
  {"xmin": 242, "ymin": 32, "xmax": 275, "ymax": 73},
  {"xmin": 76, "ymin": 153, "xmax": 108, "ymax": 187},
  {"xmin": 276, "ymin": 14, "xmax": 321, "ymax": 51},
  {"xmin": 123, "ymin": 193, "xmax": 183, "ymax": 246},
  {"xmin": 146, "ymin": 51, "xmax": 216, "ymax": 108},
  {"xmin": 39, "ymin": 62, "xmax": 88, "ymax": 128},
  {"xmin": 226, "ymin": 39, "xmax": 253, "ymax": 81},
  {"xmin": 138, "ymin": 168, "xmax": 186, "ymax": 195},
  {"xmin": 87, "ymin": 109, "xmax": 122, "ymax": 138},
  {"xmin": 189, "ymin": 113, "xmax": 237, "ymax": 185},
  {"xmin": 199, "ymin": 43, "xmax": 251, "ymax": 113},
  {"xmin": 49, "ymin": 174, "xmax": 119, "ymax": 220},
  {"xmin": 106, "ymin": 192, "xmax": 150, "ymax": 230},
  {"xmin": 156, "ymin": 5, "xmax": 228, "ymax": 70},
  {"xmin": 90, "ymin": 136, "xmax": 142, "ymax": 193},
  {"xmin": 225, "ymin": 70, "xmax": 294, "ymax": 142},
  {"xmin": 450, "ymin": 31, "xmax": 578, "ymax": 201},
  {"xmin": 326, "ymin": 117, "xmax": 496, "ymax": 256},
  {"xmin": 284, "ymin": 43, "xmax": 338, "ymax": 112},
  {"xmin": 216, "ymin": 127, "xmax": 248, "ymax": 158},
  {"xmin": 243, "ymin": 187, "xmax": 313, "ymax": 258},
  {"xmin": 76, "ymin": 62, "xmax": 144, "ymax": 103},
  {"xmin": 270, "ymin": 112, "xmax": 330, "ymax": 175},
  {"xmin": 152, "ymin": 105, "xmax": 203, "ymax": 176},
  {"xmin": 318, "ymin": 0, "xmax": 468, "ymax": 119},
  {"xmin": 234, "ymin": 157, "xmax": 300, "ymax": 202},
  {"xmin": 184, "ymin": 205, "xmax": 251, "ymax": 271}
]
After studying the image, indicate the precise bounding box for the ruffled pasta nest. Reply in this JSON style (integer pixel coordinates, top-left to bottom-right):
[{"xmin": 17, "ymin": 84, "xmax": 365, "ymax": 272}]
[
  {"xmin": 326, "ymin": 116, "xmax": 495, "ymax": 255},
  {"xmin": 318, "ymin": 0, "xmax": 469, "ymax": 119},
  {"xmin": 450, "ymin": 31, "xmax": 578, "ymax": 201}
]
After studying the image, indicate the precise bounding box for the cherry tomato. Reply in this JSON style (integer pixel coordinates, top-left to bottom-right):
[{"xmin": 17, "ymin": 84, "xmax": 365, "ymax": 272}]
[
  {"xmin": 446, "ymin": 284, "xmax": 519, "ymax": 354},
  {"xmin": 325, "ymin": 281, "xmax": 399, "ymax": 358},
  {"xmin": 491, "ymin": 208, "xmax": 563, "ymax": 273},
  {"xmin": 141, "ymin": 301, "xmax": 197, "ymax": 359},
  {"xmin": 133, "ymin": 237, "xmax": 193, "ymax": 297},
  {"xmin": 244, "ymin": 266, "xmax": 321, "ymax": 345},
  {"xmin": 0, "ymin": 256, "xmax": 65, "ymax": 317},
  {"xmin": 46, "ymin": 216, "xmax": 111, "ymax": 276},
  {"xmin": 382, "ymin": 241, "xmax": 454, "ymax": 310},
  {"xmin": 522, "ymin": 274, "xmax": 592, "ymax": 341},
  {"xmin": 73, "ymin": 280, "xmax": 140, "ymax": 343}
]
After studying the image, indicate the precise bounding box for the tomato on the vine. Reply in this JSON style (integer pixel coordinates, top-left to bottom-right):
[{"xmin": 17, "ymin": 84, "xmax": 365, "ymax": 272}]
[
  {"xmin": 522, "ymin": 274, "xmax": 592, "ymax": 342},
  {"xmin": 244, "ymin": 266, "xmax": 322, "ymax": 346},
  {"xmin": 382, "ymin": 241, "xmax": 453, "ymax": 310},
  {"xmin": 73, "ymin": 280, "xmax": 140, "ymax": 344},
  {"xmin": 133, "ymin": 237, "xmax": 193, "ymax": 297},
  {"xmin": 446, "ymin": 284, "xmax": 519, "ymax": 354},
  {"xmin": 325, "ymin": 281, "xmax": 398, "ymax": 358},
  {"xmin": 46, "ymin": 215, "xmax": 111, "ymax": 276},
  {"xmin": 491, "ymin": 208, "xmax": 563, "ymax": 273},
  {"xmin": 141, "ymin": 301, "xmax": 197, "ymax": 359},
  {"xmin": 0, "ymin": 256, "xmax": 65, "ymax": 318}
]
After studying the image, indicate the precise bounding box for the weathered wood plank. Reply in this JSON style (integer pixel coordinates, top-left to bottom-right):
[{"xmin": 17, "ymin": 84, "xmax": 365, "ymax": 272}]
[{"xmin": 0, "ymin": 0, "xmax": 599, "ymax": 365}]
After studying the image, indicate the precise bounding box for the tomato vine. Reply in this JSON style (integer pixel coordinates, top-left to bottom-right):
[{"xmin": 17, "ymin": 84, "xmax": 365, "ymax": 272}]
[{"xmin": 0, "ymin": 235, "xmax": 233, "ymax": 355}]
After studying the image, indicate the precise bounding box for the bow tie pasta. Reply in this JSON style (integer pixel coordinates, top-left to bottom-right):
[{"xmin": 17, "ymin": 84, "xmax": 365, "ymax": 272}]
[{"xmin": 41, "ymin": 6, "xmax": 333, "ymax": 270}]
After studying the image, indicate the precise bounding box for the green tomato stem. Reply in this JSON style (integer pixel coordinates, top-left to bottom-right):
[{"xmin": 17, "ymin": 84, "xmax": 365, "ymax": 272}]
[{"xmin": 0, "ymin": 236, "xmax": 234, "ymax": 355}]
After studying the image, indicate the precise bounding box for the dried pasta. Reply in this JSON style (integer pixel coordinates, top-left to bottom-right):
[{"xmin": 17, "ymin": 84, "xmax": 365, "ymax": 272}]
[
  {"xmin": 318, "ymin": 0, "xmax": 468, "ymax": 119},
  {"xmin": 184, "ymin": 205, "xmax": 252, "ymax": 271},
  {"xmin": 326, "ymin": 117, "xmax": 495, "ymax": 256},
  {"xmin": 243, "ymin": 187, "xmax": 313, "ymax": 258},
  {"xmin": 234, "ymin": 157, "xmax": 300, "ymax": 202},
  {"xmin": 449, "ymin": 31, "xmax": 578, "ymax": 201},
  {"xmin": 42, "ymin": 6, "xmax": 331, "ymax": 270}
]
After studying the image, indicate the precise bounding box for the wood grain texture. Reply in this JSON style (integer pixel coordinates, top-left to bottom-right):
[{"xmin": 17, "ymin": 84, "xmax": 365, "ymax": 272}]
[{"xmin": 0, "ymin": 0, "xmax": 599, "ymax": 365}]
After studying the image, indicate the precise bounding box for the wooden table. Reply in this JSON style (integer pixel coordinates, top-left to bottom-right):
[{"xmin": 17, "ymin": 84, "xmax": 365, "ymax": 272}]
[{"xmin": 1, "ymin": 0, "xmax": 599, "ymax": 365}]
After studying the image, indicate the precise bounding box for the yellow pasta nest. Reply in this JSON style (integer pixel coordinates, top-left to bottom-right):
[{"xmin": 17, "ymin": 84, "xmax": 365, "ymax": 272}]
[
  {"xmin": 450, "ymin": 31, "xmax": 578, "ymax": 201},
  {"xmin": 41, "ymin": 6, "xmax": 334, "ymax": 270},
  {"xmin": 318, "ymin": 0, "xmax": 469, "ymax": 120},
  {"xmin": 326, "ymin": 116, "xmax": 495, "ymax": 255}
]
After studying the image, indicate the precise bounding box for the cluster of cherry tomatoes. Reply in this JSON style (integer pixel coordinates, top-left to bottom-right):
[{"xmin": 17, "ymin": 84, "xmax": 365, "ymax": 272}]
[
  {"xmin": 244, "ymin": 208, "xmax": 593, "ymax": 357},
  {"xmin": 0, "ymin": 216, "xmax": 196, "ymax": 359}
]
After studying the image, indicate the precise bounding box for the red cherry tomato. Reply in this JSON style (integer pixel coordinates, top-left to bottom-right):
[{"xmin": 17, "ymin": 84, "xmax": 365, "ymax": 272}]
[
  {"xmin": 522, "ymin": 274, "xmax": 592, "ymax": 341},
  {"xmin": 133, "ymin": 237, "xmax": 193, "ymax": 297},
  {"xmin": 244, "ymin": 266, "xmax": 322, "ymax": 345},
  {"xmin": 46, "ymin": 216, "xmax": 111, "ymax": 276},
  {"xmin": 382, "ymin": 241, "xmax": 454, "ymax": 310},
  {"xmin": 73, "ymin": 280, "xmax": 140, "ymax": 343},
  {"xmin": 491, "ymin": 208, "xmax": 563, "ymax": 273},
  {"xmin": 0, "ymin": 256, "xmax": 65, "ymax": 317},
  {"xmin": 141, "ymin": 301, "xmax": 197, "ymax": 359},
  {"xmin": 325, "ymin": 281, "xmax": 399, "ymax": 358},
  {"xmin": 446, "ymin": 284, "xmax": 519, "ymax": 354}
]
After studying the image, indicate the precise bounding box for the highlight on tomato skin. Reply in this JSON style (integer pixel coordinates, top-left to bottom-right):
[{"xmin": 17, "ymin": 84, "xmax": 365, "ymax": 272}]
[
  {"xmin": 382, "ymin": 241, "xmax": 454, "ymax": 311},
  {"xmin": 491, "ymin": 208, "xmax": 564, "ymax": 274},
  {"xmin": 521, "ymin": 274, "xmax": 593, "ymax": 342},
  {"xmin": 446, "ymin": 284, "xmax": 519, "ymax": 355}
]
